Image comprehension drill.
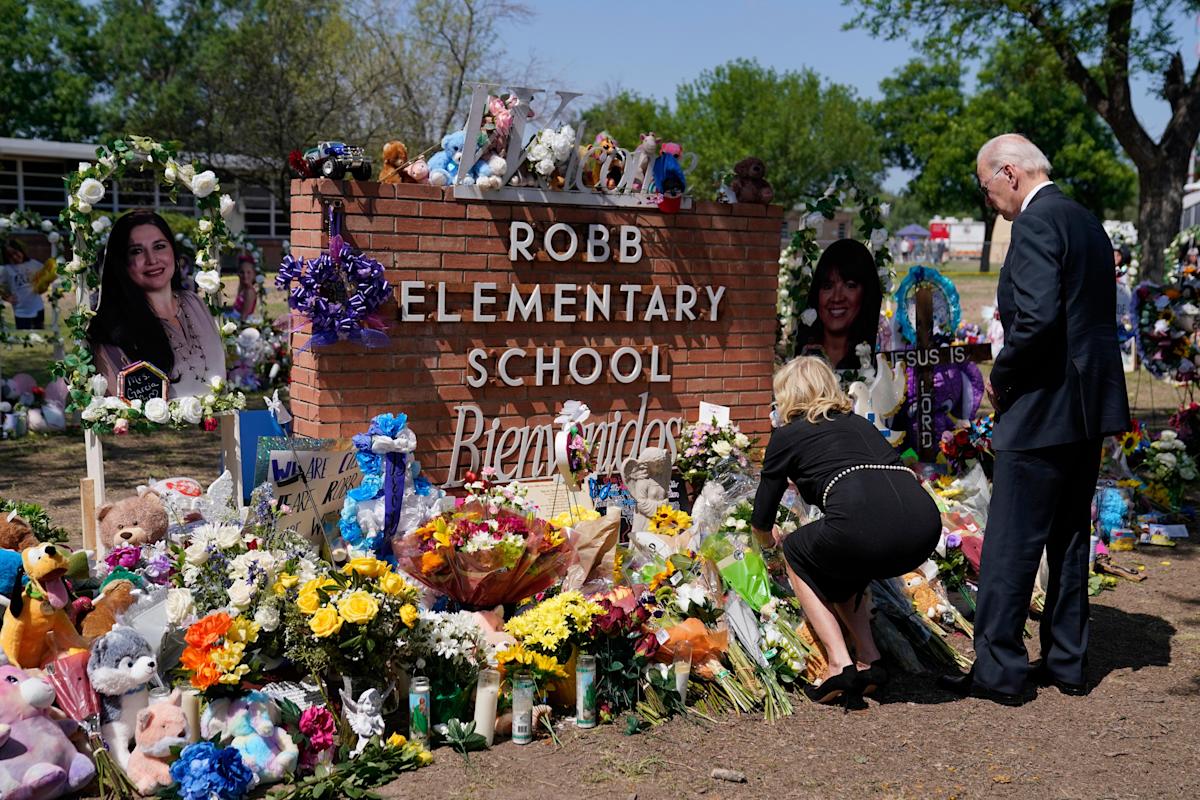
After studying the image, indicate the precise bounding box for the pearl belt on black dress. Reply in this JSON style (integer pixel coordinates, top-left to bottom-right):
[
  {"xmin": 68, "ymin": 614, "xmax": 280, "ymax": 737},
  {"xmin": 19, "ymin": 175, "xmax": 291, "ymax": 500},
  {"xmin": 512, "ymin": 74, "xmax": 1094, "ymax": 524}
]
[{"xmin": 821, "ymin": 464, "xmax": 914, "ymax": 508}]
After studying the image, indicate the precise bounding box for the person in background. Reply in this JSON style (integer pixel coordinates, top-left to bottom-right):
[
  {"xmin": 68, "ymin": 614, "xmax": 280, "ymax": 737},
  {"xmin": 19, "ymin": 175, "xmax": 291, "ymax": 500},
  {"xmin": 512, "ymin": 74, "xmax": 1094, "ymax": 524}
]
[
  {"xmin": 1, "ymin": 239, "xmax": 46, "ymax": 329},
  {"xmin": 88, "ymin": 209, "xmax": 224, "ymax": 398},
  {"xmin": 798, "ymin": 239, "xmax": 883, "ymax": 370},
  {"xmin": 752, "ymin": 356, "xmax": 941, "ymax": 705},
  {"xmin": 230, "ymin": 254, "xmax": 259, "ymax": 319}
]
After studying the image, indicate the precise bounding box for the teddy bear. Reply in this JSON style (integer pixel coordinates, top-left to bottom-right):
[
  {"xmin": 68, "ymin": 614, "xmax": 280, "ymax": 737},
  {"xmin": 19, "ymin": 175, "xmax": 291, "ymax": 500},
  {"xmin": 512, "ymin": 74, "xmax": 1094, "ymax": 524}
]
[
  {"xmin": 428, "ymin": 131, "xmax": 506, "ymax": 190},
  {"xmin": 581, "ymin": 132, "xmax": 624, "ymax": 190},
  {"xmin": 97, "ymin": 488, "xmax": 168, "ymax": 550},
  {"xmin": 78, "ymin": 578, "xmax": 138, "ymax": 640},
  {"xmin": 127, "ymin": 689, "xmax": 189, "ymax": 795},
  {"xmin": 0, "ymin": 511, "xmax": 38, "ymax": 552},
  {"xmin": 202, "ymin": 691, "xmax": 298, "ymax": 787},
  {"xmin": 901, "ymin": 569, "xmax": 952, "ymax": 624},
  {"xmin": 378, "ymin": 140, "xmax": 429, "ymax": 184},
  {"xmin": 88, "ymin": 626, "xmax": 158, "ymax": 769},
  {"xmin": 0, "ymin": 663, "xmax": 96, "ymax": 799},
  {"xmin": 2, "ymin": 543, "xmax": 89, "ymax": 669},
  {"xmin": 730, "ymin": 157, "xmax": 774, "ymax": 205}
]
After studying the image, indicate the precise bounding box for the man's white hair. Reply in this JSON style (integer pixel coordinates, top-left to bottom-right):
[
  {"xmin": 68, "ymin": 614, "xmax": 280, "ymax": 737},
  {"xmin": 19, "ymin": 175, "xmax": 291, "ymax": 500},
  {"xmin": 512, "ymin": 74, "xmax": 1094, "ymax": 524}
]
[{"xmin": 977, "ymin": 134, "xmax": 1052, "ymax": 176}]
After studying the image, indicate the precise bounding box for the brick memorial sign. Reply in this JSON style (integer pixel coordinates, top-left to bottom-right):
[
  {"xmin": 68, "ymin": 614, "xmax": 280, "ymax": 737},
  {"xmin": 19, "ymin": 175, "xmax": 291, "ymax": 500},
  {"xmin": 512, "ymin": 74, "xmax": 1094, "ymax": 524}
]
[{"xmin": 288, "ymin": 179, "xmax": 782, "ymax": 487}]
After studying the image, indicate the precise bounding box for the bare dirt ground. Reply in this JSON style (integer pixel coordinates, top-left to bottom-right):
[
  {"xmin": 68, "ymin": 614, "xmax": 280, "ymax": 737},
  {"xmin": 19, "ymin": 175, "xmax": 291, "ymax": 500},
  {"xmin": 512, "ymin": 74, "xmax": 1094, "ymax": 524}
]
[{"xmin": 378, "ymin": 543, "xmax": 1198, "ymax": 800}]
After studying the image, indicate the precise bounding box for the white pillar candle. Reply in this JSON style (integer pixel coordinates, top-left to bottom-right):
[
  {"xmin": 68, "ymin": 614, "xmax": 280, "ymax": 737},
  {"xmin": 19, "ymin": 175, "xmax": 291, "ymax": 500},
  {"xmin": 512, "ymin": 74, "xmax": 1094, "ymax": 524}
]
[
  {"xmin": 473, "ymin": 668, "xmax": 500, "ymax": 746},
  {"xmin": 180, "ymin": 690, "xmax": 202, "ymax": 743}
]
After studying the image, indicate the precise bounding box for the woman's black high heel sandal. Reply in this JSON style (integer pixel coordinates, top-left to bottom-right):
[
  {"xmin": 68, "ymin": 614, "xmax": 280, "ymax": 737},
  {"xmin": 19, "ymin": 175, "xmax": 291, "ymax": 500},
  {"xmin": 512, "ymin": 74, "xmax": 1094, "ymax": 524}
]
[
  {"xmin": 804, "ymin": 665, "xmax": 860, "ymax": 705},
  {"xmin": 858, "ymin": 661, "xmax": 889, "ymax": 697}
]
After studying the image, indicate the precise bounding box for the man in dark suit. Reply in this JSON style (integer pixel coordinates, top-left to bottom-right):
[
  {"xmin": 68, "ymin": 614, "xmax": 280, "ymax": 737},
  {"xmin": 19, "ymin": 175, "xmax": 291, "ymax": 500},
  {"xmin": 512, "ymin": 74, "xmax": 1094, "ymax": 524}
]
[{"xmin": 942, "ymin": 134, "xmax": 1131, "ymax": 705}]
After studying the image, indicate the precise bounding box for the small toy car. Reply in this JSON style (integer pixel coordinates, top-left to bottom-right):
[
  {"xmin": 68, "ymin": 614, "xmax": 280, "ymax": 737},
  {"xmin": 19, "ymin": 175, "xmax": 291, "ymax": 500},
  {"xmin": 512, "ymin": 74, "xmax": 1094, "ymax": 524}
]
[{"xmin": 303, "ymin": 141, "xmax": 372, "ymax": 180}]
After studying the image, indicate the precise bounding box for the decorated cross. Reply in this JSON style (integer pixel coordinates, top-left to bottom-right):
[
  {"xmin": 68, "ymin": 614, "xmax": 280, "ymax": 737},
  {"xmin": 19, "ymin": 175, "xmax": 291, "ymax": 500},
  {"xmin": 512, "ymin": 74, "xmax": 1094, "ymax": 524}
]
[{"xmin": 885, "ymin": 271, "xmax": 992, "ymax": 462}]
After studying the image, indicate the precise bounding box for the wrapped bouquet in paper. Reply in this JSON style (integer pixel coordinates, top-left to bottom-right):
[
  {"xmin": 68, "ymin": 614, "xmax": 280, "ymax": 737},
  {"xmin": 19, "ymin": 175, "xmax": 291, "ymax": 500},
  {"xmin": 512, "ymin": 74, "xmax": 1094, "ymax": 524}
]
[
  {"xmin": 554, "ymin": 400, "xmax": 595, "ymax": 491},
  {"xmin": 340, "ymin": 412, "xmax": 444, "ymax": 560},
  {"xmin": 394, "ymin": 473, "xmax": 573, "ymax": 609},
  {"xmin": 700, "ymin": 501, "xmax": 771, "ymax": 612}
]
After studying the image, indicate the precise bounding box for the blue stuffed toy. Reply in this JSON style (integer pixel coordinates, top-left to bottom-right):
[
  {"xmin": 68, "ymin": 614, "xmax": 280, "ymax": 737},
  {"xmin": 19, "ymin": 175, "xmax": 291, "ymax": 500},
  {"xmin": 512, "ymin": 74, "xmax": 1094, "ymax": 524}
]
[{"xmin": 428, "ymin": 131, "xmax": 506, "ymax": 189}]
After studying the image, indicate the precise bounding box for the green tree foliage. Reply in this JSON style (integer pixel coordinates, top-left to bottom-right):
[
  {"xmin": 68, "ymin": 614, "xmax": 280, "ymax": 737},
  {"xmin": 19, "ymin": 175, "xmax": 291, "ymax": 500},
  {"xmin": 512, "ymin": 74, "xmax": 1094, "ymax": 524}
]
[
  {"xmin": 0, "ymin": 0, "xmax": 101, "ymax": 140},
  {"xmin": 848, "ymin": 0, "xmax": 1200, "ymax": 280},
  {"xmin": 576, "ymin": 90, "xmax": 676, "ymax": 154},
  {"xmin": 874, "ymin": 37, "xmax": 1137, "ymax": 270}
]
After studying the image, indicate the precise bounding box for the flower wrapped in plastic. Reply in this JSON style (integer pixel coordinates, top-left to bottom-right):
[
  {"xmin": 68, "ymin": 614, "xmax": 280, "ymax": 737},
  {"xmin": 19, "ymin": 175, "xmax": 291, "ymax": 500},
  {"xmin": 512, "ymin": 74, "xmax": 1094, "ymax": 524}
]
[{"xmin": 394, "ymin": 474, "xmax": 573, "ymax": 609}]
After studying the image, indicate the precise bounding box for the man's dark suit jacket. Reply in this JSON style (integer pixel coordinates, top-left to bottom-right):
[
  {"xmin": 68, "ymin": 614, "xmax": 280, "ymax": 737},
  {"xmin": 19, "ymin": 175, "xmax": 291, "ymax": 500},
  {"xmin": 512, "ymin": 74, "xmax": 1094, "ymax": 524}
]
[{"xmin": 991, "ymin": 184, "xmax": 1130, "ymax": 451}]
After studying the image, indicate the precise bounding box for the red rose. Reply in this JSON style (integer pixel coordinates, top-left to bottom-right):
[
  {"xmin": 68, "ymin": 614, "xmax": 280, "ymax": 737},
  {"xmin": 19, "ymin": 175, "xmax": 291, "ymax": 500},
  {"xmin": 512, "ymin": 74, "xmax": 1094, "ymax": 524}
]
[{"xmin": 202, "ymin": 417, "xmax": 218, "ymax": 432}]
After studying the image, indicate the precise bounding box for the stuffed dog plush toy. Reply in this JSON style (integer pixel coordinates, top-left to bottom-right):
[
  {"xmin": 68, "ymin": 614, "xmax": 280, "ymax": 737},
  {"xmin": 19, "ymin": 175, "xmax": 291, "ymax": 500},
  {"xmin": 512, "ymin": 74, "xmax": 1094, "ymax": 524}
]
[{"xmin": 1, "ymin": 543, "xmax": 89, "ymax": 668}]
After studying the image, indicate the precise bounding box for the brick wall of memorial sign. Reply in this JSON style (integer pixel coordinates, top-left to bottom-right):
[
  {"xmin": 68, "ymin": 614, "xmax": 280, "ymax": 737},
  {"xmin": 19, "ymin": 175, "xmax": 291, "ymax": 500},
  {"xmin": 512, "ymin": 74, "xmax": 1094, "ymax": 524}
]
[{"xmin": 287, "ymin": 178, "xmax": 782, "ymax": 487}]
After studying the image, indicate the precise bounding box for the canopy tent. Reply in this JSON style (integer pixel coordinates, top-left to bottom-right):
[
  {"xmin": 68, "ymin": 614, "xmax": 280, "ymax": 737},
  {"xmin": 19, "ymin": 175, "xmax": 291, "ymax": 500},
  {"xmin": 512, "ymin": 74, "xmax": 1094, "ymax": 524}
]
[{"xmin": 897, "ymin": 223, "xmax": 931, "ymax": 238}]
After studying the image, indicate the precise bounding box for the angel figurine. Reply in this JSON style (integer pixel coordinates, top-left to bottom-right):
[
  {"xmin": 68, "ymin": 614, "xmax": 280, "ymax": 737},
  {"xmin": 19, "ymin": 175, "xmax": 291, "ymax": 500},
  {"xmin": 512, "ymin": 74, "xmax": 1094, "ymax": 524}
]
[{"xmin": 339, "ymin": 686, "xmax": 389, "ymax": 757}]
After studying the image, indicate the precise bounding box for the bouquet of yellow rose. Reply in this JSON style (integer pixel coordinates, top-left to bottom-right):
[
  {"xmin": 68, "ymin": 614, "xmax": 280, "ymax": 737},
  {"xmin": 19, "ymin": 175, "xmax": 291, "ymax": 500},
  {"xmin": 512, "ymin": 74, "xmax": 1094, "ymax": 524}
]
[
  {"xmin": 281, "ymin": 555, "xmax": 422, "ymax": 681},
  {"xmin": 178, "ymin": 611, "xmax": 264, "ymax": 697},
  {"xmin": 393, "ymin": 475, "xmax": 573, "ymax": 609}
]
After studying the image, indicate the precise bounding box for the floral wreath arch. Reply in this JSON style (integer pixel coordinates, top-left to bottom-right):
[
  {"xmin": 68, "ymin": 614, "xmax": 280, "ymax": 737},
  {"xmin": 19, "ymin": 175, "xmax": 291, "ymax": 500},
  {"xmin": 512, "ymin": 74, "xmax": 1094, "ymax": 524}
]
[
  {"xmin": 1164, "ymin": 225, "xmax": 1200, "ymax": 282},
  {"xmin": 53, "ymin": 136, "xmax": 246, "ymax": 432},
  {"xmin": 776, "ymin": 173, "xmax": 895, "ymax": 361},
  {"xmin": 0, "ymin": 209, "xmax": 68, "ymax": 347}
]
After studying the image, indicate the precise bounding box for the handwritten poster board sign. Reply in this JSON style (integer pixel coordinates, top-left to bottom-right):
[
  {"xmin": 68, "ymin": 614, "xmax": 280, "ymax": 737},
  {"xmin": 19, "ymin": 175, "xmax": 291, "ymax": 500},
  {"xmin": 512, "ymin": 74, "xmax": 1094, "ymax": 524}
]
[
  {"xmin": 261, "ymin": 444, "xmax": 362, "ymax": 544},
  {"xmin": 521, "ymin": 477, "xmax": 594, "ymax": 521},
  {"xmin": 118, "ymin": 361, "xmax": 169, "ymax": 404}
]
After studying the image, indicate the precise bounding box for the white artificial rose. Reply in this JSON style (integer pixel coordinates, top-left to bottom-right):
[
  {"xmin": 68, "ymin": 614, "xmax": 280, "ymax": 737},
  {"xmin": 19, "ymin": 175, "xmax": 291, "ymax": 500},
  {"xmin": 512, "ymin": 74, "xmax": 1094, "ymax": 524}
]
[
  {"xmin": 734, "ymin": 433, "xmax": 750, "ymax": 449},
  {"xmin": 143, "ymin": 397, "xmax": 170, "ymax": 423},
  {"xmin": 214, "ymin": 525, "xmax": 243, "ymax": 550},
  {"xmin": 800, "ymin": 308, "xmax": 818, "ymax": 327},
  {"xmin": 1159, "ymin": 430, "xmax": 1178, "ymax": 442},
  {"xmin": 176, "ymin": 164, "xmax": 196, "ymax": 186},
  {"xmin": 77, "ymin": 202, "xmax": 92, "ymax": 214},
  {"xmin": 219, "ymin": 194, "xmax": 235, "ymax": 218},
  {"xmin": 222, "ymin": 321, "xmax": 237, "ymax": 335},
  {"xmin": 81, "ymin": 398, "xmax": 106, "ymax": 422},
  {"xmin": 535, "ymin": 158, "xmax": 555, "ymax": 176},
  {"xmin": 712, "ymin": 439, "xmax": 733, "ymax": 458},
  {"xmin": 166, "ymin": 588, "xmax": 195, "ymax": 626},
  {"xmin": 177, "ymin": 395, "xmax": 203, "ymax": 424},
  {"xmin": 91, "ymin": 216, "xmax": 111, "ymax": 234},
  {"xmin": 77, "ymin": 178, "xmax": 105, "ymax": 206},
  {"xmin": 197, "ymin": 219, "xmax": 212, "ymax": 233},
  {"xmin": 227, "ymin": 581, "xmax": 254, "ymax": 610},
  {"xmin": 65, "ymin": 255, "xmax": 83, "ymax": 273},
  {"xmin": 130, "ymin": 398, "xmax": 143, "ymax": 411},
  {"xmin": 253, "ymin": 605, "xmax": 280, "ymax": 632},
  {"xmin": 89, "ymin": 375, "xmax": 109, "ymax": 396},
  {"xmin": 40, "ymin": 219, "xmax": 53, "ymax": 232},
  {"xmin": 237, "ymin": 328, "xmax": 261, "ymax": 349},
  {"xmin": 164, "ymin": 163, "xmax": 177, "ymax": 184},
  {"xmin": 78, "ymin": 161, "xmax": 91, "ymax": 174},
  {"xmin": 184, "ymin": 540, "xmax": 210, "ymax": 565},
  {"xmin": 47, "ymin": 231, "xmax": 60, "ymax": 244},
  {"xmin": 99, "ymin": 154, "xmax": 115, "ymax": 170},
  {"xmin": 190, "ymin": 170, "xmax": 218, "ymax": 198},
  {"xmin": 194, "ymin": 270, "xmax": 221, "ymax": 294},
  {"xmin": 1158, "ymin": 452, "xmax": 1178, "ymax": 469},
  {"xmin": 103, "ymin": 396, "xmax": 125, "ymax": 410},
  {"xmin": 210, "ymin": 374, "xmax": 224, "ymax": 390}
]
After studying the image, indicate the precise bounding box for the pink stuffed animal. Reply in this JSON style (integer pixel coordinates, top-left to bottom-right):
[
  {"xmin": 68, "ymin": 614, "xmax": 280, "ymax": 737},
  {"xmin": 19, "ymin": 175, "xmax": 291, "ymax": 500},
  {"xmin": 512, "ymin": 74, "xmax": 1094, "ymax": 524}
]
[
  {"xmin": 0, "ymin": 664, "xmax": 96, "ymax": 800},
  {"xmin": 127, "ymin": 689, "xmax": 189, "ymax": 795}
]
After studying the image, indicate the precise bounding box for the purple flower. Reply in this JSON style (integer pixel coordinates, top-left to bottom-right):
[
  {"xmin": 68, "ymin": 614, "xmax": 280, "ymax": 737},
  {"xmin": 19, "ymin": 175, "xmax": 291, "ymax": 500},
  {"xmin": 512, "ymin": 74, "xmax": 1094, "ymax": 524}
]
[
  {"xmin": 945, "ymin": 532, "xmax": 962, "ymax": 549},
  {"xmin": 105, "ymin": 546, "xmax": 141, "ymax": 570},
  {"xmin": 143, "ymin": 553, "xmax": 175, "ymax": 583}
]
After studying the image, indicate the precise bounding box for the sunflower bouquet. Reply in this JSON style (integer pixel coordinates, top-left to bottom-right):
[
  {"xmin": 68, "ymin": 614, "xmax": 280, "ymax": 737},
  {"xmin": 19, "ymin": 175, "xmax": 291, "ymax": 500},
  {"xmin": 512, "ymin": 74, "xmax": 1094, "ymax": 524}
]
[
  {"xmin": 393, "ymin": 476, "xmax": 573, "ymax": 608},
  {"xmin": 281, "ymin": 556, "xmax": 422, "ymax": 681}
]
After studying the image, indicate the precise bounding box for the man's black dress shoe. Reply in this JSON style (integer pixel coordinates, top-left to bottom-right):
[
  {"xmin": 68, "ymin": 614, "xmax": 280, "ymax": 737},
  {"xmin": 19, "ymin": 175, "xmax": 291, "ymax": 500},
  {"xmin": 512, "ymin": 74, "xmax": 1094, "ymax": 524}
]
[
  {"xmin": 936, "ymin": 670, "xmax": 1029, "ymax": 707},
  {"xmin": 1030, "ymin": 663, "xmax": 1088, "ymax": 696}
]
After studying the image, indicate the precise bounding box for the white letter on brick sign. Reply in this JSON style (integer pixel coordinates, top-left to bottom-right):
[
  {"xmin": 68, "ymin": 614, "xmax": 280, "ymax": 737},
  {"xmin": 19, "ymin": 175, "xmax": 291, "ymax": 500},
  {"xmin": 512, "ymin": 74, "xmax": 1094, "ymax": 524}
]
[
  {"xmin": 399, "ymin": 281, "xmax": 425, "ymax": 321},
  {"xmin": 611, "ymin": 346, "xmax": 643, "ymax": 384},
  {"xmin": 466, "ymin": 348, "xmax": 488, "ymax": 388},
  {"xmin": 435, "ymin": 282, "xmax": 460, "ymax": 322},
  {"xmin": 705, "ymin": 285, "xmax": 727, "ymax": 321},
  {"xmin": 553, "ymin": 283, "xmax": 577, "ymax": 322},
  {"xmin": 445, "ymin": 404, "xmax": 483, "ymax": 487},
  {"xmin": 474, "ymin": 282, "xmax": 497, "ymax": 322},
  {"xmin": 569, "ymin": 348, "xmax": 603, "ymax": 385},
  {"xmin": 649, "ymin": 346, "xmax": 671, "ymax": 383},
  {"xmin": 618, "ymin": 226, "xmax": 642, "ymax": 262},
  {"xmin": 586, "ymin": 224, "xmax": 610, "ymax": 262},
  {"xmin": 509, "ymin": 221, "xmax": 535, "ymax": 260},
  {"xmin": 507, "ymin": 284, "xmax": 543, "ymax": 322},
  {"xmin": 536, "ymin": 348, "xmax": 561, "ymax": 386},
  {"xmin": 585, "ymin": 284, "xmax": 611, "ymax": 321},
  {"xmin": 498, "ymin": 348, "xmax": 526, "ymax": 387},
  {"xmin": 645, "ymin": 285, "xmax": 668, "ymax": 322},
  {"xmin": 675, "ymin": 285, "xmax": 697, "ymax": 321},
  {"xmin": 545, "ymin": 223, "xmax": 578, "ymax": 261}
]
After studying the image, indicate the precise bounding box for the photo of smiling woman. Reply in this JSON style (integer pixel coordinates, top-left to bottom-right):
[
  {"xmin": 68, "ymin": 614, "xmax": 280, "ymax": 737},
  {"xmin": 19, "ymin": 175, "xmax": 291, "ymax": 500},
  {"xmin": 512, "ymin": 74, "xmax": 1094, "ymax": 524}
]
[
  {"xmin": 88, "ymin": 209, "xmax": 225, "ymax": 398},
  {"xmin": 798, "ymin": 238, "xmax": 884, "ymax": 371}
]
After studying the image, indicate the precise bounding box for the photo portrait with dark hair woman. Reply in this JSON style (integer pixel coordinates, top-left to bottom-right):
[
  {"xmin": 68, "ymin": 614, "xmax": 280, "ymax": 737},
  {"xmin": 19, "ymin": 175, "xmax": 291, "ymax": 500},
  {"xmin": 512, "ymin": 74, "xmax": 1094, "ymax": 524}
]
[
  {"xmin": 88, "ymin": 209, "xmax": 225, "ymax": 398},
  {"xmin": 1, "ymin": 238, "xmax": 47, "ymax": 329},
  {"xmin": 798, "ymin": 238, "xmax": 883, "ymax": 371}
]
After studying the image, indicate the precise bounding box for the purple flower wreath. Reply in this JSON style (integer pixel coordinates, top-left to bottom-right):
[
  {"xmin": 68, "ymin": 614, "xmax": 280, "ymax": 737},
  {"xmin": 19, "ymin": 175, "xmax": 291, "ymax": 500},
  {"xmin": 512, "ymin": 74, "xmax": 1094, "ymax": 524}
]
[{"xmin": 276, "ymin": 206, "xmax": 390, "ymax": 348}]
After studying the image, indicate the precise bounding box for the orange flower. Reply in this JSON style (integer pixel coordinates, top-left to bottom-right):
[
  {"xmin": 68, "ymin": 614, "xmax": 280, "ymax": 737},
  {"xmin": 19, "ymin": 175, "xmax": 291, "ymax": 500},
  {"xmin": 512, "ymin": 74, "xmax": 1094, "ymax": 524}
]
[
  {"xmin": 185, "ymin": 612, "xmax": 233, "ymax": 649},
  {"xmin": 420, "ymin": 550, "xmax": 447, "ymax": 574},
  {"xmin": 190, "ymin": 660, "xmax": 222, "ymax": 691},
  {"xmin": 180, "ymin": 645, "xmax": 211, "ymax": 671}
]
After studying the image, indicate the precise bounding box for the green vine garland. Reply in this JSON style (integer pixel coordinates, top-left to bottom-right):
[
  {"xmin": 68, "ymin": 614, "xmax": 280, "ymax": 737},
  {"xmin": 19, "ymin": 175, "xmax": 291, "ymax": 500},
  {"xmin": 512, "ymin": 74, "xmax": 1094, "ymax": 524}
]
[
  {"xmin": 776, "ymin": 173, "xmax": 895, "ymax": 361},
  {"xmin": 51, "ymin": 135, "xmax": 246, "ymax": 434},
  {"xmin": 0, "ymin": 209, "xmax": 67, "ymax": 347}
]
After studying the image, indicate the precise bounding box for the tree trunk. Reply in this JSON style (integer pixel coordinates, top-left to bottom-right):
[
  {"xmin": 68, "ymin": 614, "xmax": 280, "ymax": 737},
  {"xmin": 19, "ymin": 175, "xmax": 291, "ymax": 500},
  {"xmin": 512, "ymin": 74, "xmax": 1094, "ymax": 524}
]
[
  {"xmin": 979, "ymin": 211, "xmax": 996, "ymax": 273},
  {"xmin": 1137, "ymin": 158, "xmax": 1189, "ymax": 283}
]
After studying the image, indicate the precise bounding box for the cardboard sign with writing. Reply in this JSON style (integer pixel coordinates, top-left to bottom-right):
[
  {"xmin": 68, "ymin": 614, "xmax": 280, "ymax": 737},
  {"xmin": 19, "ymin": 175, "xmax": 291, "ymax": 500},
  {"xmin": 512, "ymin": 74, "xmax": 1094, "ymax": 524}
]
[
  {"xmin": 698, "ymin": 401, "xmax": 731, "ymax": 426},
  {"xmin": 265, "ymin": 446, "xmax": 362, "ymax": 545},
  {"xmin": 118, "ymin": 361, "xmax": 169, "ymax": 404},
  {"xmin": 521, "ymin": 477, "xmax": 594, "ymax": 520}
]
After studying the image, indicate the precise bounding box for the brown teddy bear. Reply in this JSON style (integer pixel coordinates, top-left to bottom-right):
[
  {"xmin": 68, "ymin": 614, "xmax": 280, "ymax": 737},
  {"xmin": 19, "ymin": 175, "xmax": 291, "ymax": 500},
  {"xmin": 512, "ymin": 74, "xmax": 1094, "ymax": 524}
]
[
  {"xmin": 0, "ymin": 511, "xmax": 38, "ymax": 551},
  {"xmin": 730, "ymin": 157, "xmax": 774, "ymax": 205},
  {"xmin": 97, "ymin": 490, "xmax": 168, "ymax": 550},
  {"xmin": 379, "ymin": 140, "xmax": 428, "ymax": 184},
  {"xmin": 901, "ymin": 570, "xmax": 951, "ymax": 622},
  {"xmin": 79, "ymin": 579, "xmax": 138, "ymax": 640}
]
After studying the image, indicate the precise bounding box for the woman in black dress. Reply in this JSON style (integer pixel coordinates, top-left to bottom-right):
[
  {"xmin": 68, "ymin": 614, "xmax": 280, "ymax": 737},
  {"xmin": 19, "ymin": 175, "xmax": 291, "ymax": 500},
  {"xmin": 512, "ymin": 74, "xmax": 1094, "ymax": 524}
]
[{"xmin": 752, "ymin": 356, "xmax": 940, "ymax": 703}]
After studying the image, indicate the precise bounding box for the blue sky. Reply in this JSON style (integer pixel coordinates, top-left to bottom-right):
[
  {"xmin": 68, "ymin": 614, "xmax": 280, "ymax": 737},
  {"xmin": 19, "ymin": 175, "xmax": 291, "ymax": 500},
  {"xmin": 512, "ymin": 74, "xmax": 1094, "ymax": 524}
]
[{"xmin": 506, "ymin": 1, "xmax": 1199, "ymax": 190}]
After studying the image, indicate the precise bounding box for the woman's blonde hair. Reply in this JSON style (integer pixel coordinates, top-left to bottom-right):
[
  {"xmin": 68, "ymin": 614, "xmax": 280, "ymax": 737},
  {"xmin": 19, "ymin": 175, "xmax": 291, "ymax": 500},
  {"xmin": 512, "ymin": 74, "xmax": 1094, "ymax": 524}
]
[{"xmin": 773, "ymin": 356, "xmax": 853, "ymax": 424}]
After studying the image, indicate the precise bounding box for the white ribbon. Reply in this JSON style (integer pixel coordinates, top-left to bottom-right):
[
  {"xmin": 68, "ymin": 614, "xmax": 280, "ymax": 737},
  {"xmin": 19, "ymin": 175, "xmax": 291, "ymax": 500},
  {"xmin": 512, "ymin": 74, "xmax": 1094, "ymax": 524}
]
[
  {"xmin": 265, "ymin": 389, "xmax": 292, "ymax": 426},
  {"xmin": 371, "ymin": 428, "xmax": 416, "ymax": 455},
  {"xmin": 554, "ymin": 400, "xmax": 590, "ymax": 426}
]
